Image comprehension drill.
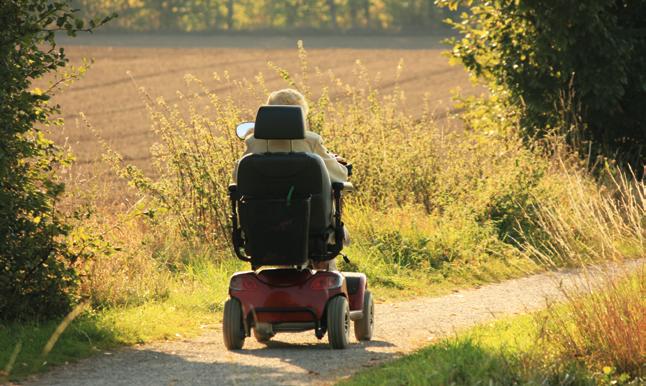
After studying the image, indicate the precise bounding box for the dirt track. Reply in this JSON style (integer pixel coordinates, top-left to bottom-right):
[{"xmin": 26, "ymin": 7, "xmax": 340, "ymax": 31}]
[{"xmin": 24, "ymin": 266, "xmax": 610, "ymax": 386}]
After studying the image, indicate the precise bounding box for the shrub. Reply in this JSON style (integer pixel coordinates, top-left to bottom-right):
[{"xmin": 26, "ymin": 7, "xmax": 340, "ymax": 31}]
[
  {"xmin": 0, "ymin": 1, "xmax": 112, "ymax": 320},
  {"xmin": 73, "ymin": 218, "xmax": 172, "ymax": 308}
]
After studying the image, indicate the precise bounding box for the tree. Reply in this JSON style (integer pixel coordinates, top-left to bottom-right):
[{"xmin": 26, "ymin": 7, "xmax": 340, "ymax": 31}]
[
  {"xmin": 0, "ymin": 0, "xmax": 112, "ymax": 320},
  {"xmin": 438, "ymin": 0, "xmax": 646, "ymax": 171}
]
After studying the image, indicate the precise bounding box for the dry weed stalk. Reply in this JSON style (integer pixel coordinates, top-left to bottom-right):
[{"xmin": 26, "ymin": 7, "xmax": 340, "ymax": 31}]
[
  {"xmin": 520, "ymin": 162, "xmax": 645, "ymax": 268},
  {"xmin": 539, "ymin": 266, "xmax": 645, "ymax": 378}
]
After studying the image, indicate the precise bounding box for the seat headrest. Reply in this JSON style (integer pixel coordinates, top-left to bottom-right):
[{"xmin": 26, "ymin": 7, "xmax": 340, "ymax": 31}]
[{"xmin": 253, "ymin": 105, "xmax": 306, "ymax": 140}]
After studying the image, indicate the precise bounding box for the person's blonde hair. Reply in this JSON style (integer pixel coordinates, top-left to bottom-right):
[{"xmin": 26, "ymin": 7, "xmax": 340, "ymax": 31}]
[{"xmin": 266, "ymin": 88, "xmax": 309, "ymax": 117}]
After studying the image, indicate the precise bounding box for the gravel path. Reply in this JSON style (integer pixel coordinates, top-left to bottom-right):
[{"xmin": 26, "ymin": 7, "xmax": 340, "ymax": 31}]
[{"xmin": 23, "ymin": 267, "xmax": 616, "ymax": 386}]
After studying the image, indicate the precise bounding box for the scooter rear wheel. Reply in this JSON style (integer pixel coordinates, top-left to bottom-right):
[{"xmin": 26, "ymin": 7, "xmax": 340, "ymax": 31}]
[
  {"xmin": 223, "ymin": 298, "xmax": 245, "ymax": 350},
  {"xmin": 327, "ymin": 296, "xmax": 350, "ymax": 349},
  {"xmin": 354, "ymin": 290, "xmax": 374, "ymax": 341}
]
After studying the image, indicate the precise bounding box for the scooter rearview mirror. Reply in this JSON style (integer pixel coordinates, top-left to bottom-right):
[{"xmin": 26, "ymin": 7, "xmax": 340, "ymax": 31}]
[{"xmin": 236, "ymin": 122, "xmax": 255, "ymax": 140}]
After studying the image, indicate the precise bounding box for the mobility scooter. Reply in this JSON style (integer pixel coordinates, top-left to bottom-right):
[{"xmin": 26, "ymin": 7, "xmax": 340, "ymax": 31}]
[{"xmin": 223, "ymin": 105, "xmax": 374, "ymax": 350}]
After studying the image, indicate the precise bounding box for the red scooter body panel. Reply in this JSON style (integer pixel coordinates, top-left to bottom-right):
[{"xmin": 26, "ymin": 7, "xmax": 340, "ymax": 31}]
[{"xmin": 229, "ymin": 269, "xmax": 347, "ymax": 324}]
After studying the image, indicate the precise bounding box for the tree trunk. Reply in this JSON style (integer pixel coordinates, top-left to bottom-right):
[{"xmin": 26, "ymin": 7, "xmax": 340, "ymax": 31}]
[
  {"xmin": 227, "ymin": 0, "xmax": 234, "ymax": 30},
  {"xmin": 363, "ymin": 0, "xmax": 371, "ymax": 29},
  {"xmin": 327, "ymin": 0, "xmax": 337, "ymax": 30},
  {"xmin": 349, "ymin": 0, "xmax": 358, "ymax": 29},
  {"xmin": 213, "ymin": 0, "xmax": 222, "ymax": 30}
]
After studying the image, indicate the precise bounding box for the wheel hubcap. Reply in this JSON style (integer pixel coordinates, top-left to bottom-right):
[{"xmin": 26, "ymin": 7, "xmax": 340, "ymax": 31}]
[{"xmin": 344, "ymin": 308, "xmax": 350, "ymax": 335}]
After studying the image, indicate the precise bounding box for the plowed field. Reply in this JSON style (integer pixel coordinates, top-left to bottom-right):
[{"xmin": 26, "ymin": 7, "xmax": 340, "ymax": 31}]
[{"xmin": 51, "ymin": 35, "xmax": 480, "ymax": 202}]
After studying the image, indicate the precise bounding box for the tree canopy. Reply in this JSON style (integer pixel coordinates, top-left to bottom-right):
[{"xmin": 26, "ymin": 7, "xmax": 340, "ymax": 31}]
[{"xmin": 439, "ymin": 0, "xmax": 646, "ymax": 171}]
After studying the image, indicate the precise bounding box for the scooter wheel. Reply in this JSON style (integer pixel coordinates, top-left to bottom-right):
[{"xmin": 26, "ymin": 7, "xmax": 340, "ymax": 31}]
[
  {"xmin": 327, "ymin": 296, "xmax": 350, "ymax": 349},
  {"xmin": 223, "ymin": 298, "xmax": 245, "ymax": 350},
  {"xmin": 354, "ymin": 290, "xmax": 374, "ymax": 341}
]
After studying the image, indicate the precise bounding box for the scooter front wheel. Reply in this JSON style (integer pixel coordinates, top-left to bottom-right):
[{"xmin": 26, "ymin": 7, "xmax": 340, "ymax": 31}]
[
  {"xmin": 223, "ymin": 298, "xmax": 245, "ymax": 350},
  {"xmin": 253, "ymin": 328, "xmax": 274, "ymax": 344}
]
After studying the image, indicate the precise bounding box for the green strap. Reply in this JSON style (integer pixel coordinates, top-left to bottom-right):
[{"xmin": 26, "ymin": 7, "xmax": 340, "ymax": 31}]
[{"xmin": 286, "ymin": 185, "xmax": 295, "ymax": 207}]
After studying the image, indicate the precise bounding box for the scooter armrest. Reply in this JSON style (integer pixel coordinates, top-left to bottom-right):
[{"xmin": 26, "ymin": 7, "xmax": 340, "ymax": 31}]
[
  {"xmin": 332, "ymin": 182, "xmax": 355, "ymax": 193},
  {"xmin": 228, "ymin": 184, "xmax": 239, "ymax": 199}
]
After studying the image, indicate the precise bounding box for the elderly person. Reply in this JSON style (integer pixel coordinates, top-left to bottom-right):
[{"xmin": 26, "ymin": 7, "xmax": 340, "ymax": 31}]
[
  {"xmin": 234, "ymin": 88, "xmax": 348, "ymax": 184},
  {"xmin": 235, "ymin": 88, "xmax": 349, "ymax": 271}
]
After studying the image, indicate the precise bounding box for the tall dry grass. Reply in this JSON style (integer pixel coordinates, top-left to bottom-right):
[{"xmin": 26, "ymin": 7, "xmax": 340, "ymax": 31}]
[
  {"xmin": 519, "ymin": 159, "xmax": 645, "ymax": 268},
  {"xmin": 518, "ymin": 130, "xmax": 646, "ymax": 380},
  {"xmin": 538, "ymin": 267, "xmax": 645, "ymax": 379}
]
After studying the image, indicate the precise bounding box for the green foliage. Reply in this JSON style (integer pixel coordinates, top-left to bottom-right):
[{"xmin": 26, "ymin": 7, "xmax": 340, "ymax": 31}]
[
  {"xmin": 438, "ymin": 0, "xmax": 646, "ymax": 171},
  {"xmin": 0, "ymin": 1, "xmax": 113, "ymax": 321},
  {"xmin": 369, "ymin": 231, "xmax": 434, "ymax": 269}
]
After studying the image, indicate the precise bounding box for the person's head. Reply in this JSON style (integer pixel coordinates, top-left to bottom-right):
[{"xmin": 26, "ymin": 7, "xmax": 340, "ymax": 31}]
[{"xmin": 266, "ymin": 88, "xmax": 309, "ymax": 117}]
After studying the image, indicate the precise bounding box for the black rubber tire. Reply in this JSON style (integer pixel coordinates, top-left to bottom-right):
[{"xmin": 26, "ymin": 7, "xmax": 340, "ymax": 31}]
[
  {"xmin": 354, "ymin": 290, "xmax": 374, "ymax": 341},
  {"xmin": 223, "ymin": 298, "xmax": 245, "ymax": 350},
  {"xmin": 253, "ymin": 329, "xmax": 274, "ymax": 343},
  {"xmin": 327, "ymin": 296, "xmax": 350, "ymax": 349}
]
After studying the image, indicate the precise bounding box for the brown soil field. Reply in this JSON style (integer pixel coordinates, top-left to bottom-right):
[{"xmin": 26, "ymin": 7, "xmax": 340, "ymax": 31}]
[{"xmin": 50, "ymin": 34, "xmax": 481, "ymax": 203}]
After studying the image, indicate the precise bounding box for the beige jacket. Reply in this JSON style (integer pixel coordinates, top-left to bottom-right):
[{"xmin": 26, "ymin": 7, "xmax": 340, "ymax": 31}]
[{"xmin": 234, "ymin": 131, "xmax": 348, "ymax": 183}]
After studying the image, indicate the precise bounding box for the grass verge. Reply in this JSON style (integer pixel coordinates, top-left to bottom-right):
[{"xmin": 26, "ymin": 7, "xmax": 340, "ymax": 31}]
[
  {"xmin": 340, "ymin": 267, "xmax": 645, "ymax": 386},
  {"xmin": 0, "ymin": 257, "xmax": 239, "ymax": 381}
]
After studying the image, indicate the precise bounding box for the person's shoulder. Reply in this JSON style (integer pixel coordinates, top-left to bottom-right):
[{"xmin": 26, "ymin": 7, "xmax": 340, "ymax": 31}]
[
  {"xmin": 244, "ymin": 135, "xmax": 264, "ymax": 152},
  {"xmin": 305, "ymin": 130, "xmax": 323, "ymax": 143}
]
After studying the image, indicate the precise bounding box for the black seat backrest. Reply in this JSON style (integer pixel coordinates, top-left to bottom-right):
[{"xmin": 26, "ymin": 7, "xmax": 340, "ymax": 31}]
[
  {"xmin": 237, "ymin": 152, "xmax": 332, "ymax": 232},
  {"xmin": 235, "ymin": 106, "xmax": 333, "ymax": 266}
]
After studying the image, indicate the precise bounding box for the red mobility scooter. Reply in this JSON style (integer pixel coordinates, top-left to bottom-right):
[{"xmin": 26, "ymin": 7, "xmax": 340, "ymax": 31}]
[{"xmin": 223, "ymin": 105, "xmax": 374, "ymax": 350}]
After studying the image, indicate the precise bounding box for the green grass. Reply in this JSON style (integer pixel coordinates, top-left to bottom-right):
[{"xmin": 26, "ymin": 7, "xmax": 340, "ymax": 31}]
[
  {"xmin": 340, "ymin": 313, "xmax": 640, "ymax": 386},
  {"xmin": 0, "ymin": 302, "xmax": 220, "ymax": 381},
  {"xmin": 340, "ymin": 205, "xmax": 543, "ymax": 302},
  {"xmin": 340, "ymin": 243, "xmax": 540, "ymax": 302},
  {"xmin": 339, "ymin": 315, "xmax": 536, "ymax": 386},
  {"xmin": 0, "ymin": 257, "xmax": 241, "ymax": 381}
]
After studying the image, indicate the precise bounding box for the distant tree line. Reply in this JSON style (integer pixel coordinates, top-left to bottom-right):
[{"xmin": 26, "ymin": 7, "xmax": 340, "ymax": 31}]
[{"xmin": 71, "ymin": 0, "xmax": 454, "ymax": 32}]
